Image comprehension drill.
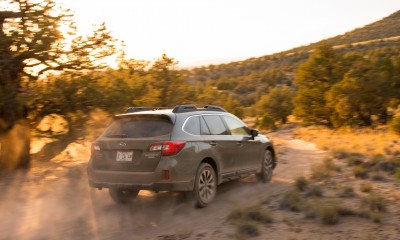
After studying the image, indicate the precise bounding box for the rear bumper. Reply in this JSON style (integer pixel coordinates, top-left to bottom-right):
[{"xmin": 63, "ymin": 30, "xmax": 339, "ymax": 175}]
[
  {"xmin": 88, "ymin": 179, "xmax": 193, "ymax": 191},
  {"xmin": 87, "ymin": 161, "xmax": 195, "ymax": 191}
]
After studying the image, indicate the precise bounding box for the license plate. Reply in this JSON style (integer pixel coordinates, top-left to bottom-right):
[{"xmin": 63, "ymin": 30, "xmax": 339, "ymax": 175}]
[{"xmin": 116, "ymin": 151, "xmax": 133, "ymax": 162}]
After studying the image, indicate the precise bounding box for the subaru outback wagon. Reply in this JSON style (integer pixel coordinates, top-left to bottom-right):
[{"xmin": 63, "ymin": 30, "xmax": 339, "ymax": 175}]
[{"xmin": 87, "ymin": 105, "xmax": 276, "ymax": 207}]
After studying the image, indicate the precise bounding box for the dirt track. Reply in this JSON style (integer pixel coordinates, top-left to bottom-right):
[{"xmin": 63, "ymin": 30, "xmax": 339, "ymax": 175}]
[{"xmin": 0, "ymin": 128, "xmax": 325, "ymax": 239}]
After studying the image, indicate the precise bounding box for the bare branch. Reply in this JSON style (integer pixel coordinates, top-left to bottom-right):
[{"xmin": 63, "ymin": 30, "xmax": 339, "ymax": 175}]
[{"xmin": 0, "ymin": 11, "xmax": 23, "ymax": 20}]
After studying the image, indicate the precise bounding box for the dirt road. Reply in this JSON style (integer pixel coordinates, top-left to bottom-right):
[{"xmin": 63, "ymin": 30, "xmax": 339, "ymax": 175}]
[{"xmin": 0, "ymin": 128, "xmax": 325, "ymax": 239}]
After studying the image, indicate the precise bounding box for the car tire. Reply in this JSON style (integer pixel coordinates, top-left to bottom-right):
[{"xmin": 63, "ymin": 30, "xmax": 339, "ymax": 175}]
[
  {"xmin": 109, "ymin": 188, "xmax": 139, "ymax": 204},
  {"xmin": 257, "ymin": 150, "xmax": 274, "ymax": 183},
  {"xmin": 193, "ymin": 163, "xmax": 217, "ymax": 208}
]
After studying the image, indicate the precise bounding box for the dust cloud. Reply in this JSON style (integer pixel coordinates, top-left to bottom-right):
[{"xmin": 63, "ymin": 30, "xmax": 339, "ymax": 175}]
[{"xmin": 0, "ymin": 163, "xmax": 291, "ymax": 239}]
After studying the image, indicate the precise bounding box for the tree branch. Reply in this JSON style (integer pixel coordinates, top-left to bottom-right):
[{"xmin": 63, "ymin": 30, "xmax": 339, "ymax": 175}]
[{"xmin": 0, "ymin": 11, "xmax": 23, "ymax": 20}]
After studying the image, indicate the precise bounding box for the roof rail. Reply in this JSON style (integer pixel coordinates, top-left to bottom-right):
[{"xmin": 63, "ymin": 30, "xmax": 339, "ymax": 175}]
[
  {"xmin": 172, "ymin": 105, "xmax": 197, "ymax": 113},
  {"xmin": 204, "ymin": 105, "xmax": 227, "ymax": 112},
  {"xmin": 126, "ymin": 107, "xmax": 169, "ymax": 113},
  {"xmin": 172, "ymin": 104, "xmax": 226, "ymax": 113}
]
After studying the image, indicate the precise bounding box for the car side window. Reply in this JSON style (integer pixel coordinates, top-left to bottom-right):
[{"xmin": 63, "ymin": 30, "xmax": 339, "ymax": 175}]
[
  {"xmin": 202, "ymin": 115, "xmax": 228, "ymax": 135},
  {"xmin": 222, "ymin": 116, "xmax": 250, "ymax": 136},
  {"xmin": 183, "ymin": 116, "xmax": 200, "ymax": 135},
  {"xmin": 200, "ymin": 116, "xmax": 211, "ymax": 135}
]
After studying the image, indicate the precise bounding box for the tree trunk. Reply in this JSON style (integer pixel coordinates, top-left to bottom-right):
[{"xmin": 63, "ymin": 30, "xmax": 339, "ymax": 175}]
[
  {"xmin": 0, "ymin": 11, "xmax": 28, "ymax": 170},
  {"xmin": 0, "ymin": 120, "xmax": 30, "ymax": 170}
]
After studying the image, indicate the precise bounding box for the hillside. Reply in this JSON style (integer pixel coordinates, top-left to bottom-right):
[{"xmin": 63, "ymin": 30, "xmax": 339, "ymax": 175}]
[
  {"xmin": 183, "ymin": 10, "xmax": 400, "ymax": 95},
  {"xmin": 289, "ymin": 10, "xmax": 400, "ymax": 54}
]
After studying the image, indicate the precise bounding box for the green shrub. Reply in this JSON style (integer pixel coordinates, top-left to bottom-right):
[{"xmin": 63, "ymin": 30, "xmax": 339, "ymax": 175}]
[
  {"xmin": 353, "ymin": 165, "xmax": 368, "ymax": 179},
  {"xmin": 229, "ymin": 206, "xmax": 273, "ymax": 224},
  {"xmin": 338, "ymin": 186, "xmax": 356, "ymax": 198},
  {"xmin": 360, "ymin": 182, "xmax": 372, "ymax": 193},
  {"xmin": 332, "ymin": 150, "xmax": 350, "ymax": 159},
  {"xmin": 333, "ymin": 150, "xmax": 364, "ymax": 166},
  {"xmin": 294, "ymin": 176, "xmax": 309, "ymax": 191},
  {"xmin": 323, "ymin": 158, "xmax": 340, "ymax": 171},
  {"xmin": 337, "ymin": 205, "xmax": 358, "ymax": 216},
  {"xmin": 237, "ymin": 222, "xmax": 260, "ymax": 238},
  {"xmin": 368, "ymin": 211, "xmax": 382, "ymax": 223},
  {"xmin": 370, "ymin": 171, "xmax": 385, "ymax": 181},
  {"xmin": 280, "ymin": 189, "xmax": 302, "ymax": 211},
  {"xmin": 389, "ymin": 115, "xmax": 400, "ymax": 135},
  {"xmin": 346, "ymin": 156, "xmax": 364, "ymax": 166},
  {"xmin": 305, "ymin": 185, "xmax": 323, "ymax": 197},
  {"xmin": 370, "ymin": 154, "xmax": 387, "ymax": 165},
  {"xmin": 311, "ymin": 158, "xmax": 339, "ymax": 180},
  {"xmin": 396, "ymin": 168, "xmax": 400, "ymax": 182},
  {"xmin": 311, "ymin": 165, "xmax": 331, "ymax": 180},
  {"xmin": 362, "ymin": 193, "xmax": 386, "ymax": 212},
  {"xmin": 246, "ymin": 210, "xmax": 273, "ymax": 224},
  {"xmin": 258, "ymin": 114, "xmax": 276, "ymax": 131},
  {"xmin": 229, "ymin": 206, "xmax": 271, "ymax": 239},
  {"xmin": 319, "ymin": 203, "xmax": 339, "ymax": 225}
]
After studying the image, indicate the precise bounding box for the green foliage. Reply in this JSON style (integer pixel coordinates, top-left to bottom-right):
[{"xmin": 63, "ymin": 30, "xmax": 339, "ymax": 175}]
[
  {"xmin": 319, "ymin": 203, "xmax": 340, "ymax": 225},
  {"xmin": 360, "ymin": 182, "xmax": 373, "ymax": 193},
  {"xmin": 395, "ymin": 168, "xmax": 400, "ymax": 181},
  {"xmin": 29, "ymin": 53, "xmax": 198, "ymax": 139},
  {"xmin": 311, "ymin": 158, "xmax": 339, "ymax": 180},
  {"xmin": 293, "ymin": 45, "xmax": 344, "ymax": 126},
  {"xmin": 229, "ymin": 206, "xmax": 273, "ymax": 224},
  {"xmin": 236, "ymin": 222, "xmax": 260, "ymax": 238},
  {"xmin": 327, "ymin": 53, "xmax": 394, "ymax": 127},
  {"xmin": 369, "ymin": 211, "xmax": 382, "ymax": 223},
  {"xmin": 389, "ymin": 115, "xmax": 400, "ymax": 134},
  {"xmin": 294, "ymin": 176, "xmax": 309, "ymax": 191},
  {"xmin": 224, "ymin": 96, "xmax": 244, "ymax": 119},
  {"xmin": 280, "ymin": 189, "xmax": 302, "ymax": 211},
  {"xmin": 257, "ymin": 85, "xmax": 295, "ymax": 124},
  {"xmin": 1, "ymin": 0, "xmax": 116, "ymax": 132},
  {"xmin": 229, "ymin": 206, "xmax": 272, "ymax": 239},
  {"xmin": 293, "ymin": 45, "xmax": 400, "ymax": 127},
  {"xmin": 338, "ymin": 186, "xmax": 356, "ymax": 198},
  {"xmin": 181, "ymin": 12, "xmax": 400, "ymax": 129},
  {"xmin": 362, "ymin": 193, "xmax": 386, "ymax": 212},
  {"xmin": 305, "ymin": 185, "xmax": 323, "ymax": 197},
  {"xmin": 353, "ymin": 165, "xmax": 369, "ymax": 179},
  {"xmin": 258, "ymin": 114, "xmax": 276, "ymax": 131},
  {"xmin": 304, "ymin": 200, "xmax": 341, "ymax": 225}
]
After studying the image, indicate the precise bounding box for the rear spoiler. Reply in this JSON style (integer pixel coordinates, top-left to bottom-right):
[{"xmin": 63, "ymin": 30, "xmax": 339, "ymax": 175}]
[
  {"xmin": 113, "ymin": 113, "xmax": 176, "ymax": 123},
  {"xmin": 126, "ymin": 107, "xmax": 169, "ymax": 113}
]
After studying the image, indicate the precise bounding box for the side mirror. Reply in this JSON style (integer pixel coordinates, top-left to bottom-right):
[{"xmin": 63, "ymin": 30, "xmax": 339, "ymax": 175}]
[{"xmin": 250, "ymin": 129, "xmax": 259, "ymax": 138}]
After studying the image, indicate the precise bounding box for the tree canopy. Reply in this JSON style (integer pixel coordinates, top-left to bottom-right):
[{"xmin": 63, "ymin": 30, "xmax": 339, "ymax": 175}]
[{"xmin": 0, "ymin": 0, "xmax": 116, "ymax": 132}]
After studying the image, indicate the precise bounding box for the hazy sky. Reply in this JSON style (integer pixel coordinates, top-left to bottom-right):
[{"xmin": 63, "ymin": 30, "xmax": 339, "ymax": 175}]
[{"xmin": 57, "ymin": 0, "xmax": 400, "ymax": 67}]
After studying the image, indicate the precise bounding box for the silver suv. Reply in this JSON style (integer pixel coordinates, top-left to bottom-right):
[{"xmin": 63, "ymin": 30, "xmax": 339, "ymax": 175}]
[{"xmin": 87, "ymin": 105, "xmax": 276, "ymax": 207}]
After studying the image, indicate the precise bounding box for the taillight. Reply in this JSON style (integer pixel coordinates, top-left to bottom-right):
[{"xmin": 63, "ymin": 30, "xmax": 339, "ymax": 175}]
[
  {"xmin": 91, "ymin": 143, "xmax": 101, "ymax": 155},
  {"xmin": 148, "ymin": 141, "xmax": 186, "ymax": 156}
]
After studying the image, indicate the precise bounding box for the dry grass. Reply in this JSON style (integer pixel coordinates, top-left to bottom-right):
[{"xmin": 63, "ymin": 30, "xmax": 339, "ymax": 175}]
[
  {"xmin": 361, "ymin": 193, "xmax": 386, "ymax": 212},
  {"xmin": 338, "ymin": 186, "xmax": 356, "ymax": 198},
  {"xmin": 310, "ymin": 157, "xmax": 340, "ymax": 180},
  {"xmin": 295, "ymin": 126, "xmax": 400, "ymax": 159},
  {"xmin": 360, "ymin": 182, "xmax": 373, "ymax": 193},
  {"xmin": 228, "ymin": 206, "xmax": 272, "ymax": 239}
]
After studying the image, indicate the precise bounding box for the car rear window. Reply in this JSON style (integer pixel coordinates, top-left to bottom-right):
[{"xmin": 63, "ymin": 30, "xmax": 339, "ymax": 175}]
[{"xmin": 102, "ymin": 116, "xmax": 173, "ymax": 138}]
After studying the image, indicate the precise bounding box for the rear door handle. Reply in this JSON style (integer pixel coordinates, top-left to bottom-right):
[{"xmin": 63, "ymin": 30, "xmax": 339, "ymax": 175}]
[{"xmin": 210, "ymin": 141, "xmax": 217, "ymax": 146}]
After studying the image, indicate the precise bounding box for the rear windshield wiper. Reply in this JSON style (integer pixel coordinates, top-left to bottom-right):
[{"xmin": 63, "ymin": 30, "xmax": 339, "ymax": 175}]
[{"xmin": 105, "ymin": 134, "xmax": 128, "ymax": 138}]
